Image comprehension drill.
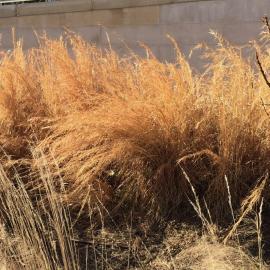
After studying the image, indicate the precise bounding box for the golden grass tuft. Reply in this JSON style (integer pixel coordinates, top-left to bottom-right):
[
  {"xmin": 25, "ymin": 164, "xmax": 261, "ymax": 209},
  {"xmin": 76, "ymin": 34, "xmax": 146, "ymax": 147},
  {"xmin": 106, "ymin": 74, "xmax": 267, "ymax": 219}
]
[
  {"xmin": 0, "ymin": 30, "xmax": 269, "ymax": 220},
  {"xmin": 0, "ymin": 26, "xmax": 269, "ymax": 267},
  {"xmin": 34, "ymin": 32, "xmax": 270, "ymax": 220}
]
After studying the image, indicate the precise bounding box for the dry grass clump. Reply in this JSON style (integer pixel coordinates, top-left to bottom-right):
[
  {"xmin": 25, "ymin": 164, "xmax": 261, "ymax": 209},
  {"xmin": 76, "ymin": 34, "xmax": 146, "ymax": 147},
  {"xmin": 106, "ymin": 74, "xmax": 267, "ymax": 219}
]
[
  {"xmin": 150, "ymin": 237, "xmax": 261, "ymax": 270},
  {"xmin": 0, "ymin": 159, "xmax": 79, "ymax": 270},
  {"xmin": 193, "ymin": 33, "xmax": 270, "ymax": 215},
  {"xmin": 0, "ymin": 42, "xmax": 46, "ymax": 158},
  {"xmin": 34, "ymin": 32, "xmax": 270, "ymax": 220},
  {"xmin": 38, "ymin": 51, "xmax": 209, "ymax": 217},
  {"xmin": 0, "ymin": 25, "xmax": 269, "ymax": 268},
  {"xmin": 0, "ymin": 30, "xmax": 269, "ymax": 220}
]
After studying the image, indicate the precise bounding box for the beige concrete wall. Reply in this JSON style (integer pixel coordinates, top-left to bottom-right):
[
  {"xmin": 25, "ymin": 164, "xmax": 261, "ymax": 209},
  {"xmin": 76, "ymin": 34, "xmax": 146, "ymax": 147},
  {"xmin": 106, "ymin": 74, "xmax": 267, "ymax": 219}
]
[{"xmin": 0, "ymin": 0, "xmax": 268, "ymax": 64}]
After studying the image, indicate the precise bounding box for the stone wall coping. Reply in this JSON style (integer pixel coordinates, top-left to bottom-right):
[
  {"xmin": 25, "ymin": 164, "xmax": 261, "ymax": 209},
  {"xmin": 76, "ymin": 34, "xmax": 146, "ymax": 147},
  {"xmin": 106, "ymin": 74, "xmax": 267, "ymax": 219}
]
[{"xmin": 0, "ymin": 0, "xmax": 213, "ymax": 18}]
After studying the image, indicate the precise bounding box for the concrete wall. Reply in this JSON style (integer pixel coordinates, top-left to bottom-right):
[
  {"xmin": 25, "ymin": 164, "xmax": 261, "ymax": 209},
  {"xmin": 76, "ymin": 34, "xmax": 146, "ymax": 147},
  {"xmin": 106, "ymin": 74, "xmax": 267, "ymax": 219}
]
[{"xmin": 0, "ymin": 0, "xmax": 269, "ymax": 63}]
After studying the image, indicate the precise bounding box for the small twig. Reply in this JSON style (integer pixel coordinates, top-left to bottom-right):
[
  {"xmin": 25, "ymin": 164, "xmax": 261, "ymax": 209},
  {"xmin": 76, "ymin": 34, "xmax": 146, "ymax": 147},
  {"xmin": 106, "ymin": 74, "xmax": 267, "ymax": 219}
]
[
  {"xmin": 262, "ymin": 16, "xmax": 270, "ymax": 34},
  {"xmin": 71, "ymin": 238, "xmax": 128, "ymax": 248},
  {"xmin": 224, "ymin": 172, "xmax": 268, "ymax": 244},
  {"xmin": 260, "ymin": 97, "xmax": 270, "ymax": 118},
  {"xmin": 256, "ymin": 51, "xmax": 270, "ymax": 88},
  {"xmin": 256, "ymin": 16, "xmax": 270, "ymax": 117},
  {"xmin": 257, "ymin": 16, "xmax": 270, "ymax": 88},
  {"xmin": 71, "ymin": 238, "xmax": 93, "ymax": 245}
]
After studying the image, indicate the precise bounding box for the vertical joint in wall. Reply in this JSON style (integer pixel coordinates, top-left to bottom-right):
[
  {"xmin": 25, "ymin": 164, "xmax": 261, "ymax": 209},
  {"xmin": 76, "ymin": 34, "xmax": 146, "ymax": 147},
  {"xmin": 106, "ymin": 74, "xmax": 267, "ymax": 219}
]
[{"xmin": 90, "ymin": 0, "xmax": 93, "ymax": 10}]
